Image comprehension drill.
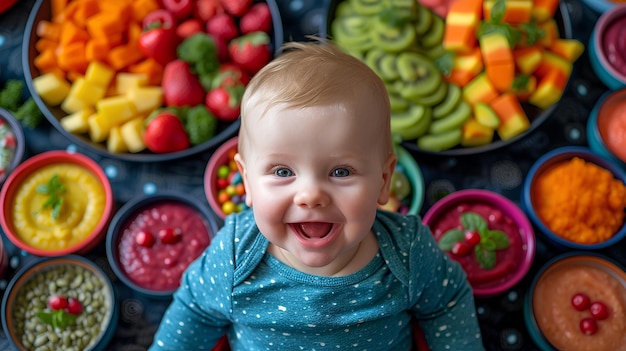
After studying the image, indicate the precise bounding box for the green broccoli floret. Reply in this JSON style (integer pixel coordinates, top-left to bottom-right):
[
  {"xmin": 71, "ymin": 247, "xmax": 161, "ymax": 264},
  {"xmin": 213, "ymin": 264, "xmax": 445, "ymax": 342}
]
[
  {"xmin": 14, "ymin": 97, "xmax": 44, "ymax": 129},
  {"xmin": 177, "ymin": 33, "xmax": 220, "ymax": 84},
  {"xmin": 185, "ymin": 105, "xmax": 217, "ymax": 145},
  {"xmin": 0, "ymin": 79, "xmax": 25, "ymax": 112}
]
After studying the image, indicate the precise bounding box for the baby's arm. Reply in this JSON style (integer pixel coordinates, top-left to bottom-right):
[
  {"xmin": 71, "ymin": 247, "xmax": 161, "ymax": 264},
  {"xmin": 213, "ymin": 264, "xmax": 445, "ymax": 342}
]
[
  {"xmin": 148, "ymin": 240, "xmax": 234, "ymax": 350},
  {"xmin": 409, "ymin": 223, "xmax": 485, "ymax": 350}
]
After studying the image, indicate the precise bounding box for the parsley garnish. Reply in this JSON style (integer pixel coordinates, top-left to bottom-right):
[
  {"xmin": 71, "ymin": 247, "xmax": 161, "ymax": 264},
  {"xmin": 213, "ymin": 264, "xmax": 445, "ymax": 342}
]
[
  {"xmin": 36, "ymin": 174, "xmax": 66, "ymax": 220},
  {"xmin": 438, "ymin": 212, "xmax": 510, "ymax": 269}
]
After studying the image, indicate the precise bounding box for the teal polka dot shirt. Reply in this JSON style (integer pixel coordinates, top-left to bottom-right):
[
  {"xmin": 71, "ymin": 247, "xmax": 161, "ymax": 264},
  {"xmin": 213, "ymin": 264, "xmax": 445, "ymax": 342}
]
[{"xmin": 149, "ymin": 210, "xmax": 485, "ymax": 350}]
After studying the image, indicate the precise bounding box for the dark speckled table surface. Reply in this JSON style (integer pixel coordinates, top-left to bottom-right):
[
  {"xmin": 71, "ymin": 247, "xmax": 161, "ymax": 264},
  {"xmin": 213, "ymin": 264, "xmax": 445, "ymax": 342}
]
[{"xmin": 0, "ymin": 0, "xmax": 623, "ymax": 350}]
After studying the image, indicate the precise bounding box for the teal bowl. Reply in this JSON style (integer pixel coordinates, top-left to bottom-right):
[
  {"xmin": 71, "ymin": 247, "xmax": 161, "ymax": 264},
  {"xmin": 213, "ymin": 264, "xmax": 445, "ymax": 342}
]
[
  {"xmin": 586, "ymin": 89, "xmax": 626, "ymax": 171},
  {"xmin": 588, "ymin": 5, "xmax": 626, "ymax": 90},
  {"xmin": 1, "ymin": 255, "xmax": 118, "ymax": 351}
]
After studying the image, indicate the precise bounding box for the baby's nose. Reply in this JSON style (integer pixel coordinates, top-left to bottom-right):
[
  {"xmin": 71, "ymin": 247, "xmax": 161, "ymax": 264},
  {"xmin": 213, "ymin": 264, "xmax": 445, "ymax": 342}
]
[{"xmin": 294, "ymin": 184, "xmax": 331, "ymax": 208}]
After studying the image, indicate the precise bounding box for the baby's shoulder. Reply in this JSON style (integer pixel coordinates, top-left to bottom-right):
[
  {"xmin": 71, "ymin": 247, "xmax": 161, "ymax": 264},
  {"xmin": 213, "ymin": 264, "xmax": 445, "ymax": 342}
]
[{"xmin": 374, "ymin": 210, "xmax": 432, "ymax": 251}]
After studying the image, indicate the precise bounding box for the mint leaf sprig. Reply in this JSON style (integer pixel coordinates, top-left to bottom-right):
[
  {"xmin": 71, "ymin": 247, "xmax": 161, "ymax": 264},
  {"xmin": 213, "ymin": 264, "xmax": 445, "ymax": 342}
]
[
  {"xmin": 36, "ymin": 309, "xmax": 77, "ymax": 329},
  {"xmin": 36, "ymin": 174, "xmax": 66, "ymax": 220},
  {"xmin": 438, "ymin": 212, "xmax": 510, "ymax": 270}
]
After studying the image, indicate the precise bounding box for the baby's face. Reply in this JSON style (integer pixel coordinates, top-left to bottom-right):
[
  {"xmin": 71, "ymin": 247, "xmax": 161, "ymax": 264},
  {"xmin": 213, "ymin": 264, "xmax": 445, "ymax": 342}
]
[{"xmin": 235, "ymin": 102, "xmax": 395, "ymax": 273}]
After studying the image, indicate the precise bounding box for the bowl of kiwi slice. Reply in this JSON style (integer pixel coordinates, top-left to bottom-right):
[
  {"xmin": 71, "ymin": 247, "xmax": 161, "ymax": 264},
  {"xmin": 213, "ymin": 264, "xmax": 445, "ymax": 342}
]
[{"xmin": 321, "ymin": 0, "xmax": 578, "ymax": 156}]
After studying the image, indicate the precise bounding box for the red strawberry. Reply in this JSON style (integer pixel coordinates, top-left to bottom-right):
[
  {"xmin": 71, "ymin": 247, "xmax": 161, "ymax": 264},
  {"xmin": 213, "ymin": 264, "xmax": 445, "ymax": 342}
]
[
  {"xmin": 195, "ymin": 0, "xmax": 224, "ymax": 22},
  {"xmin": 144, "ymin": 112, "xmax": 190, "ymax": 153},
  {"xmin": 162, "ymin": 59, "xmax": 205, "ymax": 106},
  {"xmin": 206, "ymin": 13, "xmax": 239, "ymax": 42},
  {"xmin": 176, "ymin": 18, "xmax": 204, "ymax": 39},
  {"xmin": 206, "ymin": 82, "xmax": 245, "ymax": 121},
  {"xmin": 162, "ymin": 0, "xmax": 194, "ymax": 20},
  {"xmin": 221, "ymin": 0, "xmax": 252, "ymax": 17},
  {"xmin": 139, "ymin": 10, "xmax": 180, "ymax": 66},
  {"xmin": 218, "ymin": 62, "xmax": 250, "ymax": 85},
  {"xmin": 240, "ymin": 2, "xmax": 272, "ymax": 34},
  {"xmin": 228, "ymin": 31, "xmax": 271, "ymax": 75}
]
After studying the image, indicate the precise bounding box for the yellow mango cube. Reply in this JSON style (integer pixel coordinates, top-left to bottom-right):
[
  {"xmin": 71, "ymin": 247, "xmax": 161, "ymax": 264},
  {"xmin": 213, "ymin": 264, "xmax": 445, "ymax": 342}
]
[
  {"xmin": 120, "ymin": 116, "xmax": 147, "ymax": 153},
  {"xmin": 96, "ymin": 95, "xmax": 137, "ymax": 128},
  {"xmin": 67, "ymin": 77, "xmax": 107, "ymax": 107},
  {"xmin": 88, "ymin": 113, "xmax": 112, "ymax": 143},
  {"xmin": 116, "ymin": 73, "xmax": 148, "ymax": 95},
  {"xmin": 32, "ymin": 73, "xmax": 71, "ymax": 106},
  {"xmin": 61, "ymin": 93, "xmax": 89, "ymax": 114},
  {"xmin": 107, "ymin": 126, "xmax": 129, "ymax": 153},
  {"xmin": 126, "ymin": 86, "xmax": 164, "ymax": 114},
  {"xmin": 85, "ymin": 61, "xmax": 115, "ymax": 87},
  {"xmin": 60, "ymin": 108, "xmax": 94, "ymax": 134}
]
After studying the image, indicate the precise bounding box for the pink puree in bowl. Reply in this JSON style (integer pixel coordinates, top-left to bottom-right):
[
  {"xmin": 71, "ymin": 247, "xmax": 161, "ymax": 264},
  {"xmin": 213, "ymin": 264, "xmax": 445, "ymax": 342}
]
[
  {"xmin": 430, "ymin": 203, "xmax": 524, "ymax": 286},
  {"xmin": 117, "ymin": 201, "xmax": 211, "ymax": 292},
  {"xmin": 602, "ymin": 14, "xmax": 626, "ymax": 76}
]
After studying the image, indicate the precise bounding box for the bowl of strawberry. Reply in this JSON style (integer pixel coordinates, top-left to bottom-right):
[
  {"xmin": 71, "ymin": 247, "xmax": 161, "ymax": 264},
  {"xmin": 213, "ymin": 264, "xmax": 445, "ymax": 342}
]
[
  {"xmin": 524, "ymin": 252, "xmax": 626, "ymax": 350},
  {"xmin": 422, "ymin": 189, "xmax": 536, "ymax": 298},
  {"xmin": 106, "ymin": 191, "xmax": 220, "ymax": 298},
  {"xmin": 1, "ymin": 255, "xmax": 118, "ymax": 351},
  {"xmin": 22, "ymin": 0, "xmax": 284, "ymax": 162}
]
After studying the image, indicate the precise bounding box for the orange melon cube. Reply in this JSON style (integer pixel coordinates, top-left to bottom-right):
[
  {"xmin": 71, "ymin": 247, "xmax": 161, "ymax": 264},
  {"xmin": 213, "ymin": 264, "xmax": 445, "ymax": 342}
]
[
  {"xmin": 529, "ymin": 70, "xmax": 568, "ymax": 109},
  {"xmin": 446, "ymin": 47, "xmax": 484, "ymax": 87},
  {"xmin": 479, "ymin": 32, "xmax": 513, "ymax": 65},
  {"xmin": 489, "ymin": 93, "xmax": 530, "ymax": 140},
  {"xmin": 513, "ymin": 45, "xmax": 544, "ymax": 75},
  {"xmin": 532, "ymin": 0, "xmax": 560, "ymax": 22},
  {"xmin": 486, "ymin": 60, "xmax": 515, "ymax": 92},
  {"xmin": 549, "ymin": 38, "xmax": 585, "ymax": 62},
  {"xmin": 461, "ymin": 117, "xmax": 495, "ymax": 147}
]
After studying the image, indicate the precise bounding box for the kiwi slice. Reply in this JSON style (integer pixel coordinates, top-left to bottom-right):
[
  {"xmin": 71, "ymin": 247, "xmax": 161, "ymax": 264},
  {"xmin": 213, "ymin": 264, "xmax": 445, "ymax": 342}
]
[
  {"xmin": 410, "ymin": 80, "xmax": 448, "ymax": 106},
  {"xmin": 414, "ymin": 4, "xmax": 433, "ymax": 35},
  {"xmin": 395, "ymin": 52, "xmax": 442, "ymax": 99},
  {"xmin": 332, "ymin": 15, "xmax": 374, "ymax": 52},
  {"xmin": 419, "ymin": 14, "xmax": 444, "ymax": 48},
  {"xmin": 389, "ymin": 91, "xmax": 409, "ymax": 113},
  {"xmin": 352, "ymin": 0, "xmax": 384, "ymax": 16},
  {"xmin": 365, "ymin": 49, "xmax": 399, "ymax": 81},
  {"xmin": 390, "ymin": 103, "xmax": 432, "ymax": 140},
  {"xmin": 433, "ymin": 83, "xmax": 462, "ymax": 119},
  {"xmin": 428, "ymin": 101, "xmax": 471, "ymax": 134},
  {"xmin": 335, "ymin": 1, "xmax": 356, "ymax": 17},
  {"xmin": 417, "ymin": 128, "xmax": 462, "ymax": 152},
  {"xmin": 372, "ymin": 19, "xmax": 416, "ymax": 53}
]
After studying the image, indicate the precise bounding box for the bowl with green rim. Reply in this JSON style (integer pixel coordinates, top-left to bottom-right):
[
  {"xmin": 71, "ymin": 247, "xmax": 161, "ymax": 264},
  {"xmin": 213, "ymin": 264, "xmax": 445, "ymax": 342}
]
[{"xmin": 1, "ymin": 255, "xmax": 118, "ymax": 351}]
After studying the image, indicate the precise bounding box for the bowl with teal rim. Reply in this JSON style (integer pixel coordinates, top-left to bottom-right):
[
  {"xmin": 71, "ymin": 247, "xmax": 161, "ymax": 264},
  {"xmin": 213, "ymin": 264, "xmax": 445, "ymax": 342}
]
[
  {"xmin": 22, "ymin": 0, "xmax": 283, "ymax": 162},
  {"xmin": 422, "ymin": 189, "xmax": 536, "ymax": 298},
  {"xmin": 1, "ymin": 254, "xmax": 118, "ymax": 351},
  {"xmin": 586, "ymin": 88, "xmax": 626, "ymax": 171},
  {"xmin": 523, "ymin": 252, "xmax": 626, "ymax": 350},
  {"xmin": 320, "ymin": 0, "xmax": 576, "ymax": 157},
  {"xmin": 106, "ymin": 191, "xmax": 219, "ymax": 298},
  {"xmin": 588, "ymin": 5, "xmax": 626, "ymax": 90},
  {"xmin": 0, "ymin": 108, "xmax": 26, "ymax": 188},
  {"xmin": 580, "ymin": 0, "xmax": 620, "ymax": 13},
  {"xmin": 521, "ymin": 146, "xmax": 626, "ymax": 250},
  {"xmin": 383, "ymin": 145, "xmax": 425, "ymax": 216}
]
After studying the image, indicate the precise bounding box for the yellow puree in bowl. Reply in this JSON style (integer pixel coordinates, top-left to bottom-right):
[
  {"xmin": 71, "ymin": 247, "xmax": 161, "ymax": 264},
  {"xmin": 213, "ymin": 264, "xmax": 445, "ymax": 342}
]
[{"xmin": 11, "ymin": 164, "xmax": 105, "ymax": 251}]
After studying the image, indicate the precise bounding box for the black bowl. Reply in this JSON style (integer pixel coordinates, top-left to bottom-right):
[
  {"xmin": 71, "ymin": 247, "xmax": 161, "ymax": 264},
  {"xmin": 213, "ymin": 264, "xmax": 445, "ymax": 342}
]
[
  {"xmin": 320, "ymin": 0, "xmax": 574, "ymax": 157},
  {"xmin": 22, "ymin": 0, "xmax": 283, "ymax": 162}
]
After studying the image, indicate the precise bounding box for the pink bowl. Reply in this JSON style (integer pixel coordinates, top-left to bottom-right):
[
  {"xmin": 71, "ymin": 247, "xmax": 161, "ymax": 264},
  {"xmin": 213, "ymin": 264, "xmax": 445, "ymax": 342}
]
[
  {"xmin": 204, "ymin": 136, "xmax": 243, "ymax": 220},
  {"xmin": 423, "ymin": 189, "xmax": 536, "ymax": 298},
  {"xmin": 0, "ymin": 150, "xmax": 114, "ymax": 256}
]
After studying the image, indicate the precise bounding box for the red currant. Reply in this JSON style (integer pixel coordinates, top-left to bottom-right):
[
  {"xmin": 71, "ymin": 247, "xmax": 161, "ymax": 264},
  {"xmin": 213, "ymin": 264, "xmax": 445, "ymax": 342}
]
[
  {"xmin": 135, "ymin": 230, "xmax": 155, "ymax": 247},
  {"xmin": 48, "ymin": 295, "xmax": 68, "ymax": 310},
  {"xmin": 589, "ymin": 301, "xmax": 610, "ymax": 320},
  {"xmin": 451, "ymin": 241, "xmax": 472, "ymax": 256},
  {"xmin": 65, "ymin": 297, "xmax": 83, "ymax": 315},
  {"xmin": 159, "ymin": 228, "xmax": 182, "ymax": 244},
  {"xmin": 464, "ymin": 231, "xmax": 481, "ymax": 246},
  {"xmin": 579, "ymin": 317, "xmax": 598, "ymax": 335},
  {"xmin": 571, "ymin": 293, "xmax": 591, "ymax": 311}
]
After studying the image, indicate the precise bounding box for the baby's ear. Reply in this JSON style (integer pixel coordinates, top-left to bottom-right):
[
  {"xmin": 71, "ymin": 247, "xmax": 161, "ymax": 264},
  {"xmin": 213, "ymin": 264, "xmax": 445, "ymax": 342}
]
[
  {"xmin": 378, "ymin": 153, "xmax": 397, "ymax": 205},
  {"xmin": 234, "ymin": 153, "xmax": 252, "ymax": 207}
]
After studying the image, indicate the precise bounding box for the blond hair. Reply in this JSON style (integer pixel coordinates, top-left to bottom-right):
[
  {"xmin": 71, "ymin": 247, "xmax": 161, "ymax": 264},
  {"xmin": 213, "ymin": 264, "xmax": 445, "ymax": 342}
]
[{"xmin": 238, "ymin": 40, "xmax": 392, "ymax": 156}]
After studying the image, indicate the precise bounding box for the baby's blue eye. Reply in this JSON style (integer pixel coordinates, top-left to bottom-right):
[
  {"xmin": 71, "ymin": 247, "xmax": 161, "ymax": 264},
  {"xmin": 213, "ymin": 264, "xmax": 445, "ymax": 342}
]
[
  {"xmin": 332, "ymin": 168, "xmax": 350, "ymax": 177},
  {"xmin": 275, "ymin": 168, "xmax": 293, "ymax": 177}
]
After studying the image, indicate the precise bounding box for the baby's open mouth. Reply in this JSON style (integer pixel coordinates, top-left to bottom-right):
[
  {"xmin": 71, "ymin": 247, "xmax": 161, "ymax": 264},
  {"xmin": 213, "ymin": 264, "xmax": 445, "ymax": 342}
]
[{"xmin": 295, "ymin": 222, "xmax": 333, "ymax": 239}]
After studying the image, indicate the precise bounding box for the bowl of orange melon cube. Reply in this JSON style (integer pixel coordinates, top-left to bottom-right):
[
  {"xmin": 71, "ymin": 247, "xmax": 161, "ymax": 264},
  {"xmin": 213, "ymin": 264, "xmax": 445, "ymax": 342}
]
[
  {"xmin": 23, "ymin": 0, "xmax": 283, "ymax": 162},
  {"xmin": 323, "ymin": 0, "xmax": 583, "ymax": 156}
]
